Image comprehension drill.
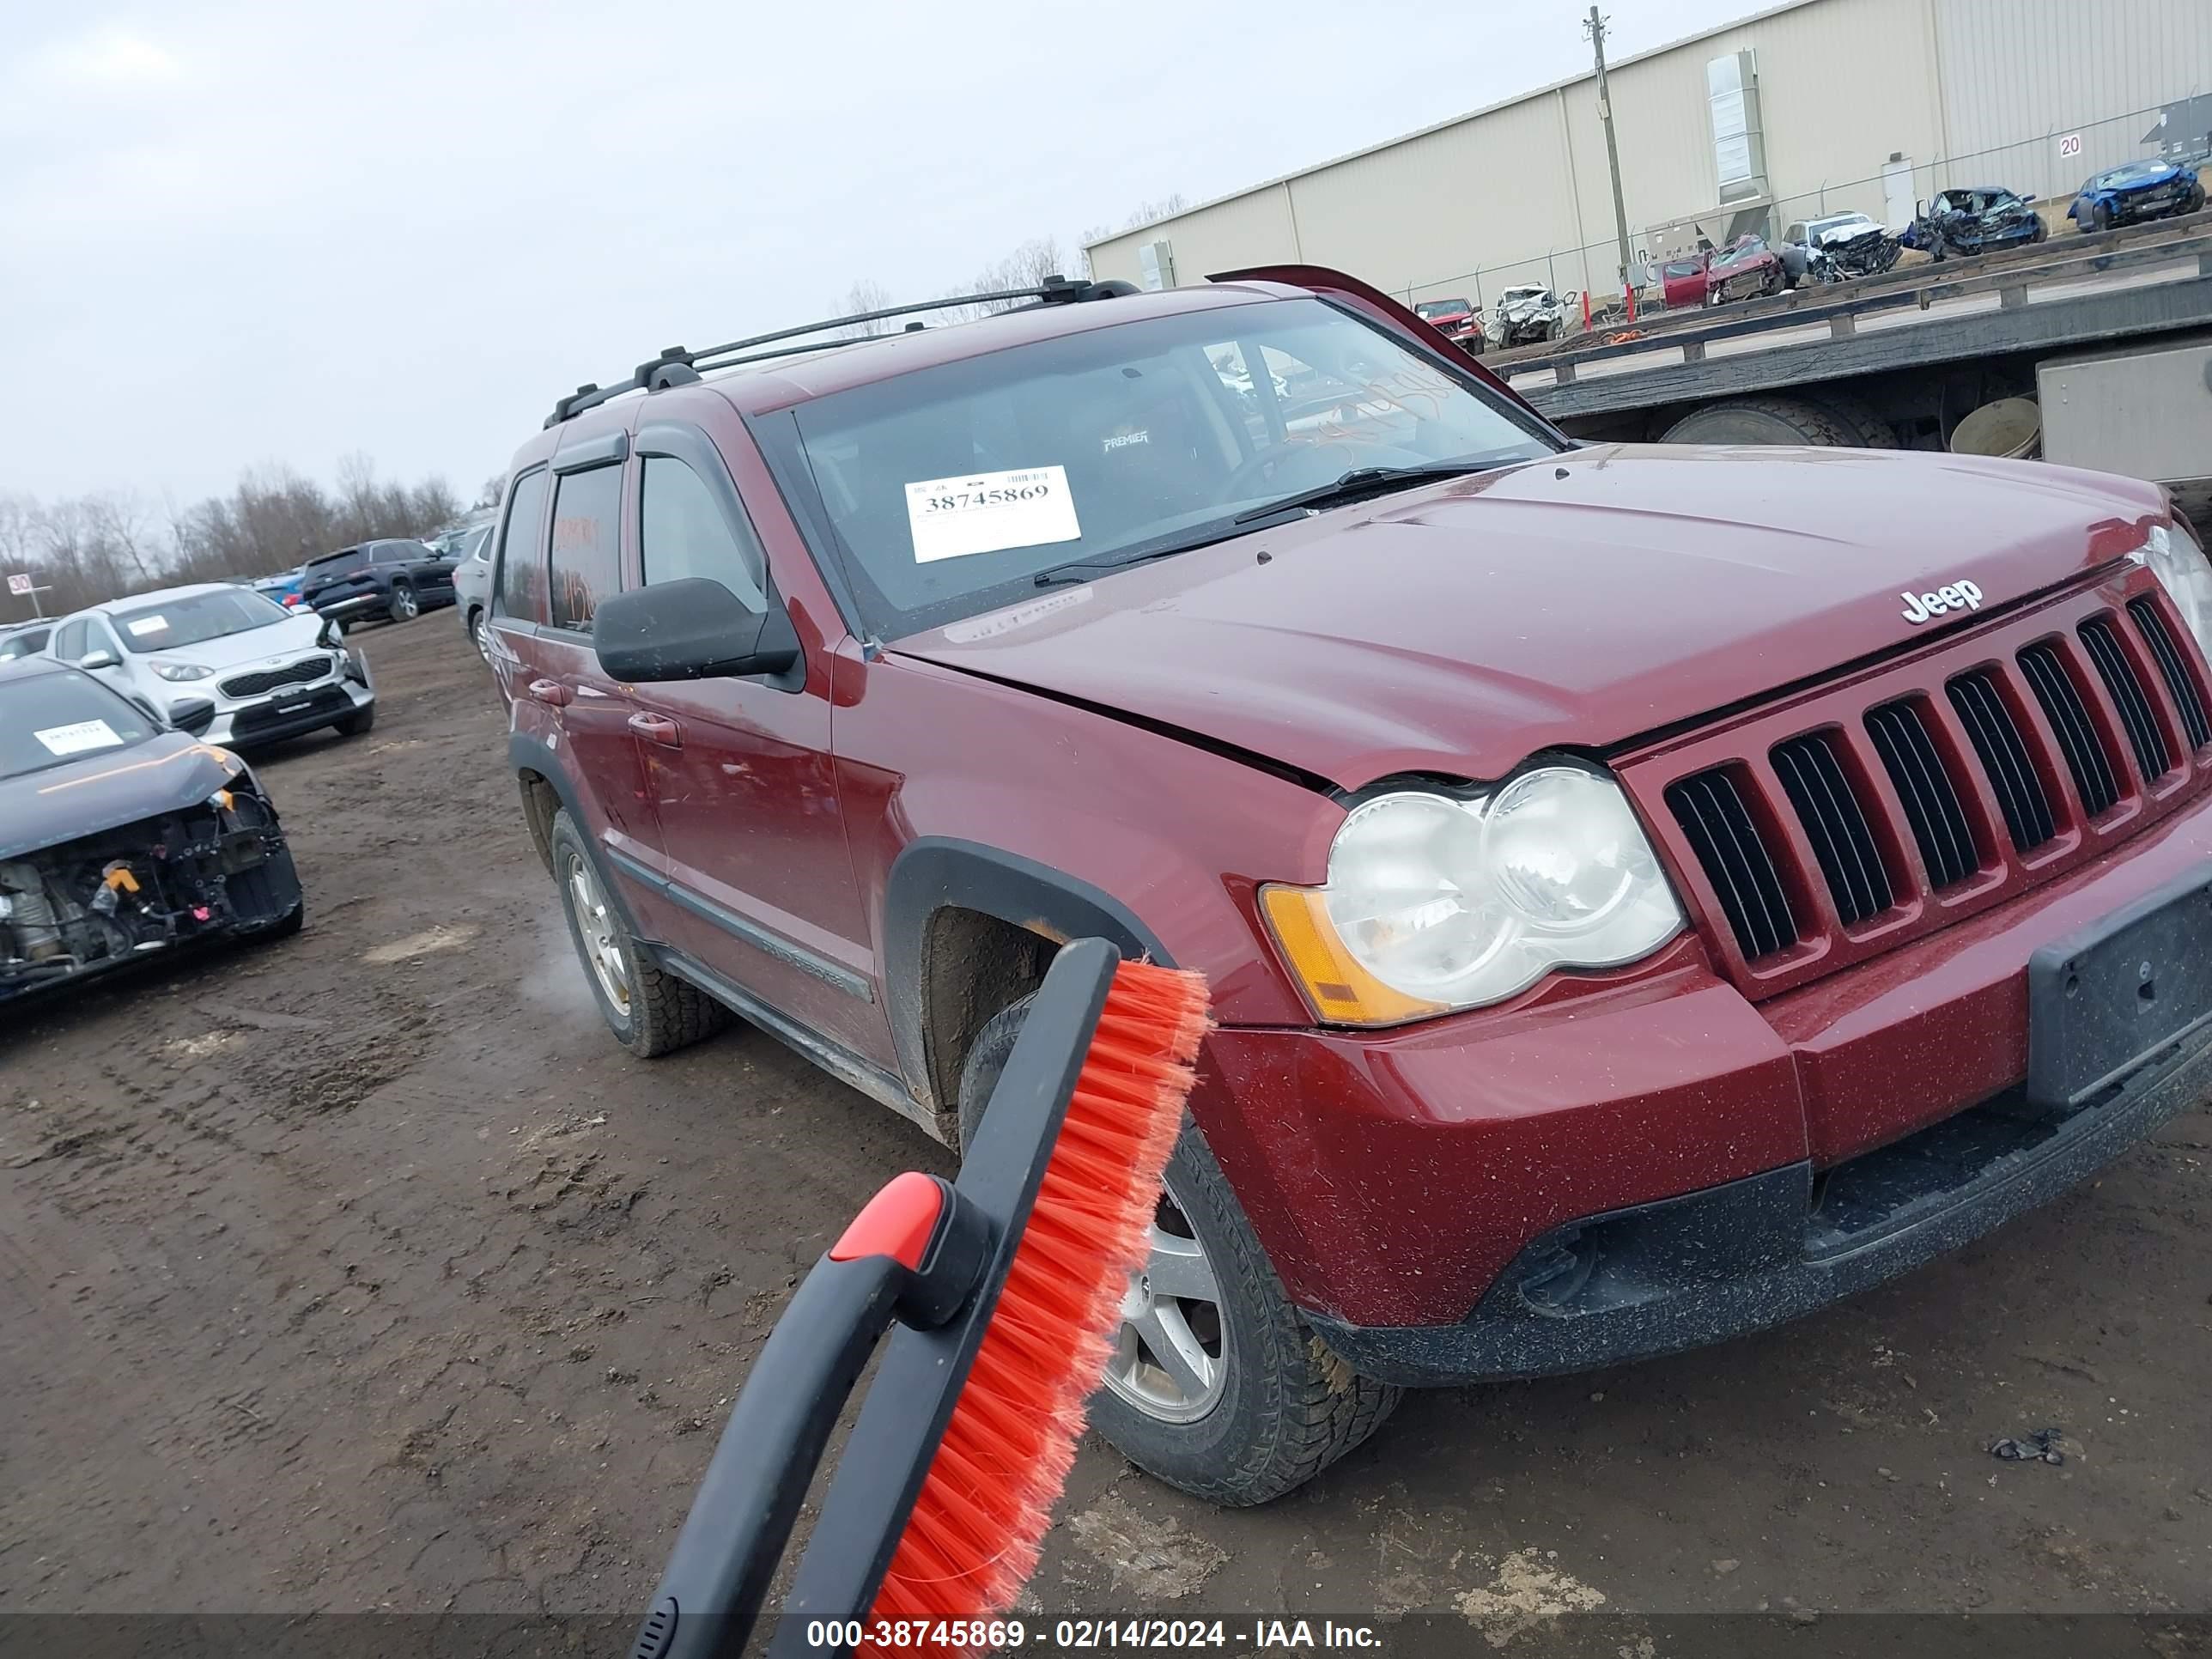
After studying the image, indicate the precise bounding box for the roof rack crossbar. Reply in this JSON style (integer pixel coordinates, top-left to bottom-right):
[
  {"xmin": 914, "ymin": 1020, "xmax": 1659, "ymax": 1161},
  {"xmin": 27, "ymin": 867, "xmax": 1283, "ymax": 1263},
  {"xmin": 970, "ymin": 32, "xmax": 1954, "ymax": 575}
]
[{"xmin": 544, "ymin": 275, "xmax": 1138, "ymax": 425}]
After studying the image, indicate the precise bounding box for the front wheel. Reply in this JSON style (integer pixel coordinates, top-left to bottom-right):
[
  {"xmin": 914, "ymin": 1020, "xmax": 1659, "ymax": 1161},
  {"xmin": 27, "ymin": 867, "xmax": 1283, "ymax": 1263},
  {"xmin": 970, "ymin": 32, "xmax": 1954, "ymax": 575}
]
[
  {"xmin": 387, "ymin": 580, "xmax": 419, "ymax": 623},
  {"xmin": 333, "ymin": 700, "xmax": 375, "ymax": 737},
  {"xmin": 548, "ymin": 809, "xmax": 725, "ymax": 1057},
  {"xmin": 2093, "ymin": 201, "xmax": 2114, "ymax": 232},
  {"xmin": 468, "ymin": 606, "xmax": 491, "ymax": 665},
  {"xmin": 957, "ymin": 997, "xmax": 1401, "ymax": 1505}
]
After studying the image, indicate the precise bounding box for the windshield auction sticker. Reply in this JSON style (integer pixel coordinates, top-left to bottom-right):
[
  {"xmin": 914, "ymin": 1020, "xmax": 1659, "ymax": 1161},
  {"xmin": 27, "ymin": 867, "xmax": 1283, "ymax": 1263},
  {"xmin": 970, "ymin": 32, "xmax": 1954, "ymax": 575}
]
[
  {"xmin": 124, "ymin": 615, "xmax": 168, "ymax": 637},
  {"xmin": 34, "ymin": 720, "xmax": 125, "ymax": 757},
  {"xmin": 904, "ymin": 465, "xmax": 1080, "ymax": 562}
]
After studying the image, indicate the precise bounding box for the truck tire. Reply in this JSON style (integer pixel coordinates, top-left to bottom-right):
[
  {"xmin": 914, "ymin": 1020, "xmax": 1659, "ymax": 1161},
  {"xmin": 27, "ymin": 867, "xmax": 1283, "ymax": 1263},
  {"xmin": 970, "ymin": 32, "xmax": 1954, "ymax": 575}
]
[
  {"xmin": 1814, "ymin": 390, "xmax": 1901, "ymax": 447},
  {"xmin": 957, "ymin": 996, "xmax": 1401, "ymax": 1506},
  {"xmin": 549, "ymin": 809, "xmax": 726, "ymax": 1057},
  {"xmin": 1660, "ymin": 395, "xmax": 1867, "ymax": 447}
]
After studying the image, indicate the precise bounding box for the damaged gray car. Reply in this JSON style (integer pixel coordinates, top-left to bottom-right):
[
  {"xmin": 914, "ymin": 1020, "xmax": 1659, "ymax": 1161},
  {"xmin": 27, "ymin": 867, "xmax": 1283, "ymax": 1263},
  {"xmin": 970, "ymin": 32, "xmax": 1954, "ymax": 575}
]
[{"xmin": 0, "ymin": 657, "xmax": 302, "ymax": 1006}]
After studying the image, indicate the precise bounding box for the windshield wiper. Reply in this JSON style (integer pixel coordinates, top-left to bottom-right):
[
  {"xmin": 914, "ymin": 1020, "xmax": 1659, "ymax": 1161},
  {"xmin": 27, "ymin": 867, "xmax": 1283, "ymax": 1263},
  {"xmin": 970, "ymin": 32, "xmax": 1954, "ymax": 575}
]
[
  {"xmin": 1230, "ymin": 460, "xmax": 1503, "ymax": 526},
  {"xmin": 1031, "ymin": 526, "xmax": 1257, "ymax": 587}
]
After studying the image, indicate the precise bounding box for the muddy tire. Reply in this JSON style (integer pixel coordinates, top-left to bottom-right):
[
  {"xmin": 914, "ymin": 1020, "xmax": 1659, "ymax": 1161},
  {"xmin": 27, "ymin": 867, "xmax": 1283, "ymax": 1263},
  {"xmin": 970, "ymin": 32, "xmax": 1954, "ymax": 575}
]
[
  {"xmin": 549, "ymin": 809, "xmax": 726, "ymax": 1058},
  {"xmin": 2093, "ymin": 201, "xmax": 2114, "ymax": 232},
  {"xmin": 957, "ymin": 996, "xmax": 1401, "ymax": 1506},
  {"xmin": 334, "ymin": 702, "xmax": 376, "ymax": 737},
  {"xmin": 1660, "ymin": 395, "xmax": 1867, "ymax": 447}
]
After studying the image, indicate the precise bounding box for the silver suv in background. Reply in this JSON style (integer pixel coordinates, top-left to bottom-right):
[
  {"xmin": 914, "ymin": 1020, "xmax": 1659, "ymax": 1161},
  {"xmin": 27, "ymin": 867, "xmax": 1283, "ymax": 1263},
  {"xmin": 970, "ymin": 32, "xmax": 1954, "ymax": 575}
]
[{"xmin": 44, "ymin": 584, "xmax": 375, "ymax": 746}]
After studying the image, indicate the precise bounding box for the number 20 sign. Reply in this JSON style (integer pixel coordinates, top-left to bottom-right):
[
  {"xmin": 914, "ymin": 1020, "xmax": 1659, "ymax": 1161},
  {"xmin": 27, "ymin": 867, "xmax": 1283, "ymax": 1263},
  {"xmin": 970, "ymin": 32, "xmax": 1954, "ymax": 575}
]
[{"xmin": 2058, "ymin": 132, "xmax": 2082, "ymax": 159}]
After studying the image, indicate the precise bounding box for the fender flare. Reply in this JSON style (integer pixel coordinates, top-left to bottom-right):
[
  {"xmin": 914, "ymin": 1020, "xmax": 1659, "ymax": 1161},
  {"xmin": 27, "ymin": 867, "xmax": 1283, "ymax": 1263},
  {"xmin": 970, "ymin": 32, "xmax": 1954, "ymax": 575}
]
[
  {"xmin": 508, "ymin": 731, "xmax": 659, "ymax": 946},
  {"xmin": 881, "ymin": 836, "xmax": 1173, "ymax": 1108}
]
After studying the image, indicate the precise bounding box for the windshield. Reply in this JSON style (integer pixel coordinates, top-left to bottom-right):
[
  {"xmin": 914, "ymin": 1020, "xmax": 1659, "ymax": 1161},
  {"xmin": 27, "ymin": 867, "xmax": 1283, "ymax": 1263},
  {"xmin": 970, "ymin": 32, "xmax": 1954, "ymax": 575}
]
[
  {"xmin": 111, "ymin": 589, "xmax": 291, "ymax": 653},
  {"xmin": 769, "ymin": 296, "xmax": 1559, "ymax": 640},
  {"xmin": 0, "ymin": 628, "xmax": 50, "ymax": 661},
  {"xmin": 1414, "ymin": 299, "xmax": 1471, "ymax": 318},
  {"xmin": 1811, "ymin": 215, "xmax": 1874, "ymax": 234},
  {"xmin": 0, "ymin": 670, "xmax": 161, "ymax": 780}
]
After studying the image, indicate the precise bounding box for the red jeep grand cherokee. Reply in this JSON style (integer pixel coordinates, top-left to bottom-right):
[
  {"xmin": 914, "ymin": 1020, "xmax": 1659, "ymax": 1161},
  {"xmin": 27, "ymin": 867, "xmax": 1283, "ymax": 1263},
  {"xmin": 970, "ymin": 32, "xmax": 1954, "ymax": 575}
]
[{"xmin": 489, "ymin": 266, "xmax": 2212, "ymax": 1505}]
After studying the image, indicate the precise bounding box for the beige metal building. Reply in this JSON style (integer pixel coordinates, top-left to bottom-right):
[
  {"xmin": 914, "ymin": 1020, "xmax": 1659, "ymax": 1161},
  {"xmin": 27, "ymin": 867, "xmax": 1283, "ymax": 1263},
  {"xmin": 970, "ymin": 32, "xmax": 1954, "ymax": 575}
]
[{"xmin": 1085, "ymin": 0, "xmax": 2212, "ymax": 310}]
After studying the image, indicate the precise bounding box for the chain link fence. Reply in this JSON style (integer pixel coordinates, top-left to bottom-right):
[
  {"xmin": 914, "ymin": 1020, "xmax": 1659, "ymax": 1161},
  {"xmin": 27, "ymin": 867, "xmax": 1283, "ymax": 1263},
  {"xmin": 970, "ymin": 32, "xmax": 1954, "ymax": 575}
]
[{"xmin": 1401, "ymin": 98, "xmax": 2206, "ymax": 324}]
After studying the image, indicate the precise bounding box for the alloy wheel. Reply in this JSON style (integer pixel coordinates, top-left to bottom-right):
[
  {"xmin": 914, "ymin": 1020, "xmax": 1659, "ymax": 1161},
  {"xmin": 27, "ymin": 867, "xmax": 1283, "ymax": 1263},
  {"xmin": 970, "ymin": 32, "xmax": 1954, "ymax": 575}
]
[
  {"xmin": 566, "ymin": 854, "xmax": 631, "ymax": 1018},
  {"xmin": 391, "ymin": 585, "xmax": 418, "ymax": 621},
  {"xmin": 1104, "ymin": 1176, "xmax": 1230, "ymax": 1424},
  {"xmin": 471, "ymin": 611, "xmax": 491, "ymax": 664}
]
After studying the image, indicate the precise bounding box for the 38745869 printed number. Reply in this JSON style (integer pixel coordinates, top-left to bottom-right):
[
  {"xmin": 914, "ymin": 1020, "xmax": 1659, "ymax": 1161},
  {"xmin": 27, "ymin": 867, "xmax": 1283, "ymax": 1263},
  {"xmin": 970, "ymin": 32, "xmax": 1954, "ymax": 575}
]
[{"xmin": 919, "ymin": 480, "xmax": 1055, "ymax": 514}]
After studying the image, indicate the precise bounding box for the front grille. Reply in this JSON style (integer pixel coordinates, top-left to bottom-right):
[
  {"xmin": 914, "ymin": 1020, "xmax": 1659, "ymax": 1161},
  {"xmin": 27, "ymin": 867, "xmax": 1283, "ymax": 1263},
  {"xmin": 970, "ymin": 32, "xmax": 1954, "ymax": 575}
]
[
  {"xmin": 1770, "ymin": 732, "xmax": 1893, "ymax": 924},
  {"xmin": 2128, "ymin": 598, "xmax": 2210, "ymax": 749},
  {"xmin": 2018, "ymin": 641, "xmax": 2119, "ymax": 816},
  {"xmin": 1863, "ymin": 699, "xmax": 1978, "ymax": 889},
  {"xmin": 1948, "ymin": 671, "xmax": 2056, "ymax": 854},
  {"xmin": 1664, "ymin": 769, "xmax": 1798, "ymax": 960},
  {"xmin": 221, "ymin": 656, "xmax": 328, "ymax": 699},
  {"xmin": 2078, "ymin": 617, "xmax": 2170, "ymax": 783},
  {"xmin": 1650, "ymin": 583, "xmax": 2212, "ymax": 980}
]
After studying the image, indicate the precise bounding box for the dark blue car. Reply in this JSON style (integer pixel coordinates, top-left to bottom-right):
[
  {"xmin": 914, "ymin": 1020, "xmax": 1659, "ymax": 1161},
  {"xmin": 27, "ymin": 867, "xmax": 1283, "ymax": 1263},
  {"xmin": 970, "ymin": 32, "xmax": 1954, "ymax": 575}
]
[{"xmin": 2066, "ymin": 158, "xmax": 2204, "ymax": 232}]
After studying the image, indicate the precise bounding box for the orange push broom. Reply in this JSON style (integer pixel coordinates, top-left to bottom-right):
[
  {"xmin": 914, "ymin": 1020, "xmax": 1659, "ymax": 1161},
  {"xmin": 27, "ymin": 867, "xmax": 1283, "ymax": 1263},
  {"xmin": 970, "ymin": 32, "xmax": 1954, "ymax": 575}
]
[{"xmin": 629, "ymin": 938, "xmax": 1209, "ymax": 1659}]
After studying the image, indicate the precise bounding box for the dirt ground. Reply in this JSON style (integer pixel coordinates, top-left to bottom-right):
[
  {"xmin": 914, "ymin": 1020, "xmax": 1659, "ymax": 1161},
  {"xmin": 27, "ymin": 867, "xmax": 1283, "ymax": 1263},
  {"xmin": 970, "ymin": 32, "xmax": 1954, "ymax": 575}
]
[{"xmin": 3, "ymin": 613, "xmax": 2209, "ymax": 1642}]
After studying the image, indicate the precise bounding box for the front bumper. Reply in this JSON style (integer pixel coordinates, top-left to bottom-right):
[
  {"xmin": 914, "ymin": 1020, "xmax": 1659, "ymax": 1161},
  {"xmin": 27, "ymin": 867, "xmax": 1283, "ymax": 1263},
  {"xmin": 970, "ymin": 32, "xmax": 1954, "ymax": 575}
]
[
  {"xmin": 312, "ymin": 592, "xmax": 391, "ymax": 619},
  {"xmin": 198, "ymin": 659, "xmax": 374, "ymax": 745},
  {"xmin": 1192, "ymin": 782, "xmax": 2212, "ymax": 1376},
  {"xmin": 1310, "ymin": 1027, "xmax": 2212, "ymax": 1384}
]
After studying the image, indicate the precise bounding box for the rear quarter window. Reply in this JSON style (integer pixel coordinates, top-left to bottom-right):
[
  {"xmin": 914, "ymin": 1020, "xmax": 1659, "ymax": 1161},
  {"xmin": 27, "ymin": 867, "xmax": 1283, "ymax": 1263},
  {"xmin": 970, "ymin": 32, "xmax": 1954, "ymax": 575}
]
[{"xmin": 494, "ymin": 468, "xmax": 552, "ymax": 623}]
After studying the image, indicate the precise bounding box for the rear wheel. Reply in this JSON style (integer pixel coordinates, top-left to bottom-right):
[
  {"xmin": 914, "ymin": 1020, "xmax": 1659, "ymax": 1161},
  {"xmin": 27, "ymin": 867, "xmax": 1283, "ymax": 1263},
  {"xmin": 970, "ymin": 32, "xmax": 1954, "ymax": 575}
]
[
  {"xmin": 957, "ymin": 996, "xmax": 1401, "ymax": 1505},
  {"xmin": 469, "ymin": 607, "xmax": 490, "ymax": 665},
  {"xmin": 1659, "ymin": 394, "xmax": 1867, "ymax": 447},
  {"xmin": 549, "ymin": 810, "xmax": 726, "ymax": 1057},
  {"xmin": 387, "ymin": 580, "xmax": 419, "ymax": 623}
]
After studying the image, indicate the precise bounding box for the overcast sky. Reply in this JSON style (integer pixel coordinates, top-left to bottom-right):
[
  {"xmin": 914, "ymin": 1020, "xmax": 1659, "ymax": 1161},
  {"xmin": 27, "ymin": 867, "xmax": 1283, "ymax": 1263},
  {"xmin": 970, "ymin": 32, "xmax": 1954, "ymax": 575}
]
[{"xmin": 3, "ymin": 0, "xmax": 1750, "ymax": 515}]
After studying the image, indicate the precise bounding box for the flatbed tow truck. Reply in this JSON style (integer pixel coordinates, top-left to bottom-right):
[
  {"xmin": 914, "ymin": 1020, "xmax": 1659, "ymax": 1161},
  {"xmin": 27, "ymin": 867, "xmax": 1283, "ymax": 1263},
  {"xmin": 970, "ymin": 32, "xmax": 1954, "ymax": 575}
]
[{"xmin": 1487, "ymin": 209, "xmax": 2212, "ymax": 521}]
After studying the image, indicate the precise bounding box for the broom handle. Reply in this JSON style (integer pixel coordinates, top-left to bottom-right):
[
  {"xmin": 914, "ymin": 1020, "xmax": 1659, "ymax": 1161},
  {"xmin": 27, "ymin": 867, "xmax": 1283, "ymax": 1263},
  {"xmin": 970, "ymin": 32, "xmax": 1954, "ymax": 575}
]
[{"xmin": 631, "ymin": 1253, "xmax": 907, "ymax": 1659}]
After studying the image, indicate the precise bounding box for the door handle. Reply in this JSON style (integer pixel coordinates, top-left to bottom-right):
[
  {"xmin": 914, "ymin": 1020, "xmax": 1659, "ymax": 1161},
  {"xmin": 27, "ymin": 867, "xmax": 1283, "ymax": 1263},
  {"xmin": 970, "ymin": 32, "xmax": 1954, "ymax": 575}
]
[
  {"xmin": 628, "ymin": 712, "xmax": 684, "ymax": 748},
  {"xmin": 526, "ymin": 678, "xmax": 573, "ymax": 708}
]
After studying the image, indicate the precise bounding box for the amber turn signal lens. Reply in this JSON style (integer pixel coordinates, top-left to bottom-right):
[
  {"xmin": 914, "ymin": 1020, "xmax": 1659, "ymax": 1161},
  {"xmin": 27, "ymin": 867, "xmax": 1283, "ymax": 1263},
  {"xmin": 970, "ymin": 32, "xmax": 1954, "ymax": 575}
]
[{"xmin": 1258, "ymin": 884, "xmax": 1447, "ymax": 1027}]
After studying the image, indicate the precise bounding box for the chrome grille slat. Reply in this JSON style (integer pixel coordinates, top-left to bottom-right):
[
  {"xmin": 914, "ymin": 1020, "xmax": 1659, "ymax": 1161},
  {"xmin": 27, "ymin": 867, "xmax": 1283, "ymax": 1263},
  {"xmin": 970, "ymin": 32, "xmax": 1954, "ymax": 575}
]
[{"xmin": 2079, "ymin": 617, "xmax": 2170, "ymax": 784}]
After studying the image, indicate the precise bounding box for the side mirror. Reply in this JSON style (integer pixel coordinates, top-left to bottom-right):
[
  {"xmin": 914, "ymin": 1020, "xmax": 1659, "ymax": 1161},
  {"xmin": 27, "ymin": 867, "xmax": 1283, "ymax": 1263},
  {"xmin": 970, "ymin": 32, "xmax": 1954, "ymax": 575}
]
[
  {"xmin": 317, "ymin": 616, "xmax": 345, "ymax": 647},
  {"xmin": 592, "ymin": 577, "xmax": 800, "ymax": 685},
  {"xmin": 167, "ymin": 696, "xmax": 216, "ymax": 736},
  {"xmin": 78, "ymin": 649, "xmax": 118, "ymax": 671}
]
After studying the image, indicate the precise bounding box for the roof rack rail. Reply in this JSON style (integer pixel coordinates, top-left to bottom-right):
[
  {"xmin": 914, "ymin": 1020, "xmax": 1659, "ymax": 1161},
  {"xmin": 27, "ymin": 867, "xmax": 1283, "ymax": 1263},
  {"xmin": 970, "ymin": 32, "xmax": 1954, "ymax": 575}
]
[{"xmin": 544, "ymin": 274, "xmax": 1141, "ymax": 426}]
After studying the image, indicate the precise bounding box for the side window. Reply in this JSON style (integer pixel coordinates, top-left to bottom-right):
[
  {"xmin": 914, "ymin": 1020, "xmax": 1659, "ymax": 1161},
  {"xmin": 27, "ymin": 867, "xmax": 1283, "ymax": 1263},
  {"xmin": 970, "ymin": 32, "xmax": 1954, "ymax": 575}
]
[
  {"xmin": 639, "ymin": 456, "xmax": 769, "ymax": 611},
  {"xmin": 371, "ymin": 544, "xmax": 398, "ymax": 564},
  {"xmin": 55, "ymin": 618, "xmax": 88, "ymax": 659},
  {"xmin": 548, "ymin": 465, "xmax": 623, "ymax": 630},
  {"xmin": 494, "ymin": 467, "xmax": 551, "ymax": 622}
]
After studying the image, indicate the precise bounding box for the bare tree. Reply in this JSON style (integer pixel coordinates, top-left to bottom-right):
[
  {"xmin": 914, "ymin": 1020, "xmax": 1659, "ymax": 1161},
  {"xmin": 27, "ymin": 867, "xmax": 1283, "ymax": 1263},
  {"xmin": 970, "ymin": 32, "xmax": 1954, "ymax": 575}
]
[
  {"xmin": 1123, "ymin": 192, "xmax": 1188, "ymax": 230},
  {"xmin": 476, "ymin": 473, "xmax": 507, "ymax": 511},
  {"xmin": 832, "ymin": 277, "xmax": 896, "ymax": 339},
  {"xmin": 82, "ymin": 492, "xmax": 159, "ymax": 585}
]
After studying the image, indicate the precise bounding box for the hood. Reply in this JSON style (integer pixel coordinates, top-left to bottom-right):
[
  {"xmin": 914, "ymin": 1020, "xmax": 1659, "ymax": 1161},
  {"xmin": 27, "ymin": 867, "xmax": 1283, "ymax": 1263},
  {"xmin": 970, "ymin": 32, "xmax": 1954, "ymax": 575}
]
[
  {"xmin": 0, "ymin": 732, "xmax": 246, "ymax": 863},
  {"xmin": 1814, "ymin": 221, "xmax": 1882, "ymax": 245},
  {"xmin": 132, "ymin": 613, "xmax": 331, "ymax": 674},
  {"xmin": 2105, "ymin": 161, "xmax": 2187, "ymax": 190},
  {"xmin": 892, "ymin": 444, "xmax": 2166, "ymax": 790}
]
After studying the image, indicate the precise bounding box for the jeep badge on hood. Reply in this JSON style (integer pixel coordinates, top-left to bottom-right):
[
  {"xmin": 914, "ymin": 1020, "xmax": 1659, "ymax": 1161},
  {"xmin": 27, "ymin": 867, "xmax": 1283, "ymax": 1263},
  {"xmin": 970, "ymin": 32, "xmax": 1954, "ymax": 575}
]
[{"xmin": 1901, "ymin": 580, "xmax": 1984, "ymax": 623}]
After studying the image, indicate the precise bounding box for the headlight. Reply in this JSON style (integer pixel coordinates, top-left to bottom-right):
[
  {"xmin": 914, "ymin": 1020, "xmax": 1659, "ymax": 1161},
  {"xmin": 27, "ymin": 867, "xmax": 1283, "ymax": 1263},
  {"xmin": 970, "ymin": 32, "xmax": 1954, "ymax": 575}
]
[
  {"xmin": 150, "ymin": 659, "xmax": 213, "ymax": 682},
  {"xmin": 1260, "ymin": 764, "xmax": 1684, "ymax": 1026},
  {"xmin": 2138, "ymin": 521, "xmax": 2212, "ymax": 659}
]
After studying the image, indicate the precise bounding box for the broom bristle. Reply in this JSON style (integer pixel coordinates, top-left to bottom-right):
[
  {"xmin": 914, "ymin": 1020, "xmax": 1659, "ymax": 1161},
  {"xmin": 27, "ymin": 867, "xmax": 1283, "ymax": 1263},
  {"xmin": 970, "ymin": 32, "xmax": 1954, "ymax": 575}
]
[{"xmin": 863, "ymin": 960, "xmax": 1209, "ymax": 1645}]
